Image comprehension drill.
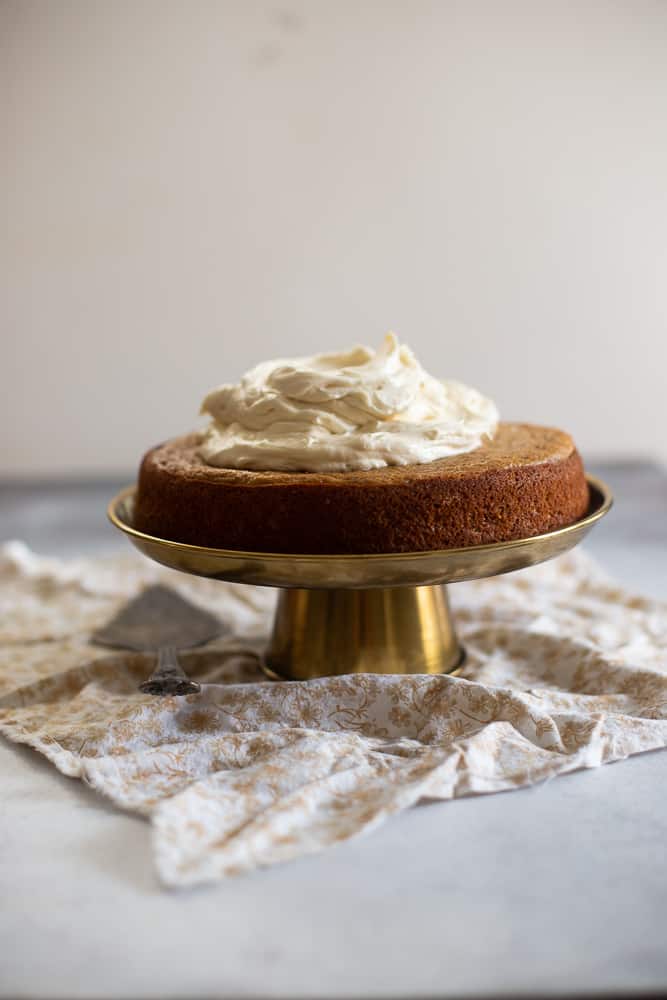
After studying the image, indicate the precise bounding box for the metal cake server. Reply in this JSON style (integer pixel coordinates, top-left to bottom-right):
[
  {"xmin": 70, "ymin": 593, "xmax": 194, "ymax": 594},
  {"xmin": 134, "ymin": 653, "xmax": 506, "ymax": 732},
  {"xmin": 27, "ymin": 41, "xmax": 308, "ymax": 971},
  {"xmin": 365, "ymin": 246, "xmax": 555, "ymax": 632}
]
[{"xmin": 93, "ymin": 584, "xmax": 223, "ymax": 696}]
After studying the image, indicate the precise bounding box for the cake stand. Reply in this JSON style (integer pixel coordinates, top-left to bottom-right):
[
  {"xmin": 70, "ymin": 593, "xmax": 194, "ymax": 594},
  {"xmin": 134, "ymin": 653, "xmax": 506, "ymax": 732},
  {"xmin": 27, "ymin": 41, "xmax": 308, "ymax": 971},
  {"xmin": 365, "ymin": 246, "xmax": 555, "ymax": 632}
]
[{"xmin": 108, "ymin": 476, "xmax": 612, "ymax": 681}]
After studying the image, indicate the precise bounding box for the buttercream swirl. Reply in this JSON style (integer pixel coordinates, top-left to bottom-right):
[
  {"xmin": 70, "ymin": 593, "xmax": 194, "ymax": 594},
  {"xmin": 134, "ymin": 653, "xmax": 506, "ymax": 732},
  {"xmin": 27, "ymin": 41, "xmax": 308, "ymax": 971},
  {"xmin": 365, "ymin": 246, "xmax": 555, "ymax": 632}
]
[{"xmin": 198, "ymin": 333, "xmax": 498, "ymax": 472}]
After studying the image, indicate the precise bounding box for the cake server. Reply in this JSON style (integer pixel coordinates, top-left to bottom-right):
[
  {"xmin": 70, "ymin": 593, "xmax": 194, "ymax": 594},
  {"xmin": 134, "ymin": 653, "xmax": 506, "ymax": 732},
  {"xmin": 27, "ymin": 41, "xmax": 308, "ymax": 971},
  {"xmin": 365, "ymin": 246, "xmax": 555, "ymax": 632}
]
[{"xmin": 92, "ymin": 584, "xmax": 223, "ymax": 696}]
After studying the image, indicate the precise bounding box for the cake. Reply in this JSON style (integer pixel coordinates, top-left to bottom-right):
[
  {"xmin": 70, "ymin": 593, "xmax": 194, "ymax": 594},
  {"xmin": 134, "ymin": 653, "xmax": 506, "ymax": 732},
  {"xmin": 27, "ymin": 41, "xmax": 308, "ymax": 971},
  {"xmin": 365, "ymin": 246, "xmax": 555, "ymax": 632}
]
[{"xmin": 134, "ymin": 334, "xmax": 589, "ymax": 554}]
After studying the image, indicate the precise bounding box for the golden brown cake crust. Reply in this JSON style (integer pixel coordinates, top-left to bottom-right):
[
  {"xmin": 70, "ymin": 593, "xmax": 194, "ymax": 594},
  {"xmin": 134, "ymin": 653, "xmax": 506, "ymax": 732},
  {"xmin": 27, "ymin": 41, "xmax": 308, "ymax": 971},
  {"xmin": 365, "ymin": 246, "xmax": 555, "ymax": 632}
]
[{"xmin": 134, "ymin": 423, "xmax": 589, "ymax": 553}]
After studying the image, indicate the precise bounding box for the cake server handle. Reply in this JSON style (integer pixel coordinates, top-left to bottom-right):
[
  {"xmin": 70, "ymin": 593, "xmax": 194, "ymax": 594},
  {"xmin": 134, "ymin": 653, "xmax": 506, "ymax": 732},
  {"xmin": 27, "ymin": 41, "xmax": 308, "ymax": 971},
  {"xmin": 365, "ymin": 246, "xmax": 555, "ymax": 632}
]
[{"xmin": 139, "ymin": 645, "xmax": 201, "ymax": 697}]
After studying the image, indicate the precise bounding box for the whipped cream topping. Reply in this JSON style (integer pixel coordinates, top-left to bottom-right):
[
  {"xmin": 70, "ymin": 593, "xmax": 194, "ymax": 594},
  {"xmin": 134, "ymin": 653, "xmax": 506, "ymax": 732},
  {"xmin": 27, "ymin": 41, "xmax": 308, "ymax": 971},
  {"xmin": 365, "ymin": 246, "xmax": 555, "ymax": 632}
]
[{"xmin": 198, "ymin": 333, "xmax": 498, "ymax": 473}]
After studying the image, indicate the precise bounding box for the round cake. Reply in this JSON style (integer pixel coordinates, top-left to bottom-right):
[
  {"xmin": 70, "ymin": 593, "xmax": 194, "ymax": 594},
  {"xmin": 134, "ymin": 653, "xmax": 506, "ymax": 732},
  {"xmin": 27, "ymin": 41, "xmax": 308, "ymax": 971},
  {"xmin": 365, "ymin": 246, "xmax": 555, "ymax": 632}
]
[
  {"xmin": 133, "ymin": 334, "xmax": 589, "ymax": 554},
  {"xmin": 134, "ymin": 422, "xmax": 589, "ymax": 554}
]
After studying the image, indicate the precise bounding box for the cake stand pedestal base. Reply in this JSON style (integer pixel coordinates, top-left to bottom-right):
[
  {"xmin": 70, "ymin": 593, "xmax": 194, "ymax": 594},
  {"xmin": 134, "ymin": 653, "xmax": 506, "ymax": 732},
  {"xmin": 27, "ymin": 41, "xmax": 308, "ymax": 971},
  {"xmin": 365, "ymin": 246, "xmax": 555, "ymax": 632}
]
[{"xmin": 264, "ymin": 585, "xmax": 463, "ymax": 680}]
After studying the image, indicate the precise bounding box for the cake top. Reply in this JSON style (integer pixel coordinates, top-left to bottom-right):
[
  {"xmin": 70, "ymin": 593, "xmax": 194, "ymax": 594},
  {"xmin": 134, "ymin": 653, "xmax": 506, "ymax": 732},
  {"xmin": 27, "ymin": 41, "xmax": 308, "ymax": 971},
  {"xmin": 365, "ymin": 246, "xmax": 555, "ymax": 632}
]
[{"xmin": 197, "ymin": 333, "xmax": 498, "ymax": 473}]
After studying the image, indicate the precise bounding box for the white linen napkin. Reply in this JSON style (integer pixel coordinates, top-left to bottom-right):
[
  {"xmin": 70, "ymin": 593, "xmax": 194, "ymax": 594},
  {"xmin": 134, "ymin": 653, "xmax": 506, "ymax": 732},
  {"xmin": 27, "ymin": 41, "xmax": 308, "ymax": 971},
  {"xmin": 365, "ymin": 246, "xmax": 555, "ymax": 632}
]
[{"xmin": 1, "ymin": 541, "xmax": 666, "ymax": 888}]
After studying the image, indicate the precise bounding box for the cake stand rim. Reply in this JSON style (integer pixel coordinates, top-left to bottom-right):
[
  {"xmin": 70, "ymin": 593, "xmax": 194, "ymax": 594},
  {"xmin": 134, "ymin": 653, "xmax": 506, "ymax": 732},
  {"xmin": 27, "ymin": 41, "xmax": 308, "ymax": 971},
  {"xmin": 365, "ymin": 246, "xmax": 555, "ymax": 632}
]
[{"xmin": 108, "ymin": 474, "xmax": 612, "ymax": 565}]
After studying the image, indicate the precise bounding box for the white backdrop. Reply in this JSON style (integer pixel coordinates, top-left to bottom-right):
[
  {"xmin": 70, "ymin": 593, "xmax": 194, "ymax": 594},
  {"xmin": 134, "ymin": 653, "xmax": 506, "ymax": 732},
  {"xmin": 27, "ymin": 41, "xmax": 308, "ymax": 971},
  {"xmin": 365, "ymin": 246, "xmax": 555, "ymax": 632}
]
[{"xmin": 3, "ymin": 0, "xmax": 667, "ymax": 474}]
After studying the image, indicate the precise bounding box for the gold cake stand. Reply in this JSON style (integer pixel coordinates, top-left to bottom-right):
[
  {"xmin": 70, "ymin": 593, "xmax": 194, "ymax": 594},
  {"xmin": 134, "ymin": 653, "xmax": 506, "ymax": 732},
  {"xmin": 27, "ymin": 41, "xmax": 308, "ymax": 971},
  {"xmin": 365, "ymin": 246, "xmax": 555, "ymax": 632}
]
[{"xmin": 108, "ymin": 476, "xmax": 612, "ymax": 681}]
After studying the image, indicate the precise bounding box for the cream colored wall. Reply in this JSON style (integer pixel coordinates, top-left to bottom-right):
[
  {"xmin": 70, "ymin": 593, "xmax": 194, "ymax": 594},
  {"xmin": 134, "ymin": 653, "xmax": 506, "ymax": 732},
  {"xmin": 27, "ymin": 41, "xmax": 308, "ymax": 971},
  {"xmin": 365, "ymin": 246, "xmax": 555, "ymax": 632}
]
[{"xmin": 3, "ymin": 0, "xmax": 667, "ymax": 475}]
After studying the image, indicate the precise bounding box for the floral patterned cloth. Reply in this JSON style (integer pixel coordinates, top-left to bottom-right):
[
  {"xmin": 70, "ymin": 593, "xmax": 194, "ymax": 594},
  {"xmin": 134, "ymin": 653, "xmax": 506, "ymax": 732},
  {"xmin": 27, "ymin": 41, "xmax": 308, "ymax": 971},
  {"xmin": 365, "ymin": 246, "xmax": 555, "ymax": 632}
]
[{"xmin": 1, "ymin": 541, "xmax": 666, "ymax": 888}]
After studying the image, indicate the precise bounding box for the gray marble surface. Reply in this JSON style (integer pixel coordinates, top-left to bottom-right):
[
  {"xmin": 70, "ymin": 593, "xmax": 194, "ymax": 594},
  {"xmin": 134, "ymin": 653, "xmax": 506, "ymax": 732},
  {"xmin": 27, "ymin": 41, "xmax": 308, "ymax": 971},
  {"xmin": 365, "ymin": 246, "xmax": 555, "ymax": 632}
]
[{"xmin": 1, "ymin": 462, "xmax": 666, "ymax": 1000}]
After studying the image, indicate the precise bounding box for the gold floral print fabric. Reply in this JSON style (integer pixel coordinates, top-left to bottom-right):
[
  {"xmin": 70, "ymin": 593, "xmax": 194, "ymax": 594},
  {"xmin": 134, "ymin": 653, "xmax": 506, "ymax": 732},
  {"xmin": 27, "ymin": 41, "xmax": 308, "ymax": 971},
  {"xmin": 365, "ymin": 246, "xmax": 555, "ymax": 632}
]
[{"xmin": 1, "ymin": 541, "xmax": 666, "ymax": 887}]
